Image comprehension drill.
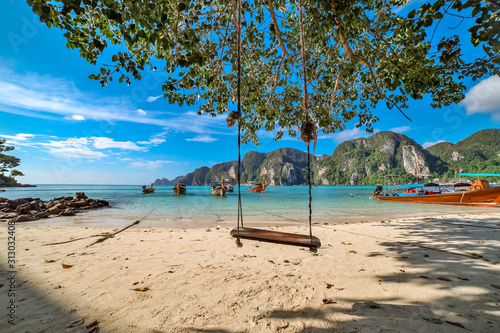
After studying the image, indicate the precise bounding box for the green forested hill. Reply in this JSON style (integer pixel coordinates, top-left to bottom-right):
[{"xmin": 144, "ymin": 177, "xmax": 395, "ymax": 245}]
[
  {"xmin": 426, "ymin": 128, "xmax": 500, "ymax": 177},
  {"xmin": 313, "ymin": 131, "xmax": 444, "ymax": 185},
  {"xmin": 155, "ymin": 129, "xmax": 500, "ymax": 186}
]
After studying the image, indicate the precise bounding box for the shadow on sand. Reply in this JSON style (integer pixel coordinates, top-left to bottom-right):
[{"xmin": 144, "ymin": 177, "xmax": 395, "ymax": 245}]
[{"xmin": 2, "ymin": 215, "xmax": 499, "ymax": 332}]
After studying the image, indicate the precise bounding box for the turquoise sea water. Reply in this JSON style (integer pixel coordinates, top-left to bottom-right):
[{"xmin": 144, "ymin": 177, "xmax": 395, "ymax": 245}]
[{"xmin": 1, "ymin": 184, "xmax": 493, "ymax": 228}]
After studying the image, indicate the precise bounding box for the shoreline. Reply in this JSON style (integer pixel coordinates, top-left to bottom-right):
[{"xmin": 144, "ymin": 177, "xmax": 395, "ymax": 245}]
[
  {"xmin": 1, "ymin": 212, "xmax": 499, "ymax": 332},
  {"xmin": 6, "ymin": 207, "xmax": 499, "ymax": 229},
  {"xmin": 2, "ymin": 184, "xmax": 498, "ymax": 230},
  {"xmin": 0, "ymin": 184, "xmax": 36, "ymax": 188}
]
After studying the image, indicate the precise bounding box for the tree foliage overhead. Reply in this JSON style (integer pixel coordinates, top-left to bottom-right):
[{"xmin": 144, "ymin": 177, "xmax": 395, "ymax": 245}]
[
  {"xmin": 28, "ymin": 0, "xmax": 499, "ymax": 144},
  {"xmin": 0, "ymin": 139, "xmax": 24, "ymax": 179}
]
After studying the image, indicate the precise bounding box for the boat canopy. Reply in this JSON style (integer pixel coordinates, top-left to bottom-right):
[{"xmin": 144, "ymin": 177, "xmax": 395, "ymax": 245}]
[
  {"xmin": 458, "ymin": 173, "xmax": 500, "ymax": 176},
  {"xmin": 394, "ymin": 183, "xmax": 426, "ymax": 189},
  {"xmin": 424, "ymin": 183, "xmax": 440, "ymax": 187}
]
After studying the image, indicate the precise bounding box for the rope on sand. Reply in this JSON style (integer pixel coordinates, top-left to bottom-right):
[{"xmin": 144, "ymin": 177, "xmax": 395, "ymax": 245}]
[
  {"xmin": 86, "ymin": 206, "xmax": 159, "ymax": 247},
  {"xmin": 43, "ymin": 234, "xmax": 105, "ymax": 246},
  {"xmin": 86, "ymin": 220, "xmax": 140, "ymax": 247}
]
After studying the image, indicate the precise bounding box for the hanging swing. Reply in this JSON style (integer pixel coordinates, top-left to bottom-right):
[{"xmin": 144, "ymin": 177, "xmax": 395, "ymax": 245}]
[{"xmin": 229, "ymin": 0, "xmax": 321, "ymax": 251}]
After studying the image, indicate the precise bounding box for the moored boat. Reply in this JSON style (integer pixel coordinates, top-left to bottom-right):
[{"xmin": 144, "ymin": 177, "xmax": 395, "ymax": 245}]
[
  {"xmin": 210, "ymin": 180, "xmax": 226, "ymax": 196},
  {"xmin": 224, "ymin": 179, "xmax": 234, "ymax": 193},
  {"xmin": 249, "ymin": 177, "xmax": 267, "ymax": 193},
  {"xmin": 373, "ymin": 180, "xmax": 500, "ymax": 207},
  {"xmin": 142, "ymin": 183, "xmax": 155, "ymax": 194},
  {"xmin": 173, "ymin": 182, "xmax": 187, "ymax": 195}
]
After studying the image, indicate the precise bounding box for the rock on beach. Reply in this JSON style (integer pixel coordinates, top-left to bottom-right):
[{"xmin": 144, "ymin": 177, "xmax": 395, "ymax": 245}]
[{"xmin": 0, "ymin": 192, "xmax": 110, "ymax": 223}]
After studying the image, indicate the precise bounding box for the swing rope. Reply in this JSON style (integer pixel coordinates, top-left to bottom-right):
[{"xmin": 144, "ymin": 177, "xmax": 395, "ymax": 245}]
[
  {"xmin": 231, "ymin": 0, "xmax": 320, "ymax": 250},
  {"xmin": 236, "ymin": 0, "xmax": 243, "ymax": 235},
  {"xmin": 299, "ymin": 0, "xmax": 313, "ymax": 239}
]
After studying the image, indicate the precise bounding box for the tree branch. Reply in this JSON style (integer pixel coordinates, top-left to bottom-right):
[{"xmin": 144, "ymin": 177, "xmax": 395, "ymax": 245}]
[
  {"xmin": 332, "ymin": 2, "xmax": 410, "ymax": 121},
  {"xmin": 359, "ymin": 19, "xmax": 400, "ymax": 62},
  {"xmin": 314, "ymin": 43, "xmax": 338, "ymax": 81},
  {"xmin": 329, "ymin": 67, "xmax": 343, "ymax": 114},
  {"xmin": 483, "ymin": 0, "xmax": 500, "ymax": 10},
  {"xmin": 265, "ymin": 56, "xmax": 285, "ymax": 106},
  {"xmin": 267, "ymin": 0, "xmax": 290, "ymax": 59}
]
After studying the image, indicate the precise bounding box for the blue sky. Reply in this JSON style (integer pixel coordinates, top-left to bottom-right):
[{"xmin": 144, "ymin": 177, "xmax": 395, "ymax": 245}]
[{"xmin": 1, "ymin": 1, "xmax": 499, "ymax": 185}]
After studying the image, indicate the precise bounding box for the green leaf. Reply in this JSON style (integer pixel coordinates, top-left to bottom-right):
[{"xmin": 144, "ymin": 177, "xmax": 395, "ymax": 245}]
[
  {"xmin": 433, "ymin": 12, "xmax": 443, "ymax": 20},
  {"xmin": 24, "ymin": 0, "xmax": 498, "ymax": 143}
]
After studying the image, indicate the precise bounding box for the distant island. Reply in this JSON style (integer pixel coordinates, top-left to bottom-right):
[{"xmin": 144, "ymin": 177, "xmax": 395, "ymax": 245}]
[
  {"xmin": 0, "ymin": 176, "xmax": 36, "ymax": 188},
  {"xmin": 0, "ymin": 138, "xmax": 34, "ymax": 188},
  {"xmin": 155, "ymin": 129, "xmax": 500, "ymax": 186}
]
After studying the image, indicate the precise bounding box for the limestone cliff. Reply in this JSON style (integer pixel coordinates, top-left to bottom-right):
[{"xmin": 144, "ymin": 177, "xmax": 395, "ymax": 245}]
[
  {"xmin": 313, "ymin": 131, "xmax": 440, "ymax": 185},
  {"xmin": 155, "ymin": 129, "xmax": 500, "ymax": 186},
  {"xmin": 402, "ymin": 145, "xmax": 430, "ymax": 176}
]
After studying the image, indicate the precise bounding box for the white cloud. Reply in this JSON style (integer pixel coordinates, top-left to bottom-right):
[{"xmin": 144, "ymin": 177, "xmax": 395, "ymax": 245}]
[
  {"xmin": 146, "ymin": 95, "xmax": 162, "ymax": 102},
  {"xmin": 422, "ymin": 140, "xmax": 446, "ymax": 149},
  {"xmin": 331, "ymin": 128, "xmax": 363, "ymax": 141},
  {"xmin": 165, "ymin": 111, "xmax": 229, "ymax": 136},
  {"xmin": 36, "ymin": 136, "xmax": 153, "ymax": 159},
  {"xmin": 393, "ymin": 0, "xmax": 424, "ymax": 14},
  {"xmin": 1, "ymin": 131, "xmax": 172, "ymax": 162},
  {"xmin": 0, "ymin": 69, "xmax": 161, "ymax": 125},
  {"xmin": 0, "ymin": 133, "xmax": 36, "ymax": 145},
  {"xmin": 42, "ymin": 137, "xmax": 89, "ymax": 149},
  {"xmin": 130, "ymin": 160, "xmax": 174, "ymax": 169},
  {"xmin": 67, "ymin": 114, "xmax": 85, "ymax": 121},
  {"xmin": 3, "ymin": 133, "xmax": 35, "ymax": 141},
  {"xmin": 0, "ymin": 75, "xmax": 145, "ymax": 123},
  {"xmin": 389, "ymin": 125, "xmax": 411, "ymax": 133},
  {"xmin": 137, "ymin": 131, "xmax": 168, "ymax": 145},
  {"xmin": 461, "ymin": 76, "xmax": 500, "ymax": 121},
  {"xmin": 46, "ymin": 147, "xmax": 107, "ymax": 159},
  {"xmin": 186, "ymin": 135, "xmax": 218, "ymax": 143},
  {"xmin": 321, "ymin": 127, "xmax": 380, "ymax": 142},
  {"xmin": 0, "ymin": 68, "xmax": 232, "ymax": 136},
  {"xmin": 92, "ymin": 137, "xmax": 147, "ymax": 151},
  {"xmin": 40, "ymin": 138, "xmax": 107, "ymax": 159}
]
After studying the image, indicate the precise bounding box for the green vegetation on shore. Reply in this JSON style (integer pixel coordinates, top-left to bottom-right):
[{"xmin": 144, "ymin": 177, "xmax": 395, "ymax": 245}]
[
  {"xmin": 0, "ymin": 139, "xmax": 26, "ymax": 187},
  {"xmin": 155, "ymin": 129, "xmax": 500, "ymax": 186},
  {"xmin": 29, "ymin": 1, "xmax": 497, "ymax": 145}
]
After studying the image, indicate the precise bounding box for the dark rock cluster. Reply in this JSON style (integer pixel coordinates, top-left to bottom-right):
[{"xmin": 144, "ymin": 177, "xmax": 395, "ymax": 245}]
[{"xmin": 0, "ymin": 192, "xmax": 110, "ymax": 223}]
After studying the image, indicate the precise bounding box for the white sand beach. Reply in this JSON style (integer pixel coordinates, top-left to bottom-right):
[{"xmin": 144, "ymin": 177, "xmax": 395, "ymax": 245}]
[{"xmin": 1, "ymin": 212, "xmax": 500, "ymax": 332}]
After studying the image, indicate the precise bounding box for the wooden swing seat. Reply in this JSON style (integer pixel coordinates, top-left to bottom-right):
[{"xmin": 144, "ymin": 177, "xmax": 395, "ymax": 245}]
[
  {"xmin": 230, "ymin": 227, "xmax": 321, "ymax": 250},
  {"xmin": 230, "ymin": 2, "xmax": 320, "ymax": 251}
]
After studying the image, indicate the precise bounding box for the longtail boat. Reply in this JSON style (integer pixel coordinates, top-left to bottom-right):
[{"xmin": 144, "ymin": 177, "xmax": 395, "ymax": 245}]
[
  {"xmin": 373, "ymin": 180, "xmax": 500, "ymax": 207},
  {"xmin": 142, "ymin": 183, "xmax": 155, "ymax": 194},
  {"xmin": 249, "ymin": 177, "xmax": 267, "ymax": 193},
  {"xmin": 210, "ymin": 180, "xmax": 226, "ymax": 196},
  {"xmin": 173, "ymin": 182, "xmax": 187, "ymax": 195},
  {"xmin": 224, "ymin": 179, "xmax": 234, "ymax": 192}
]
